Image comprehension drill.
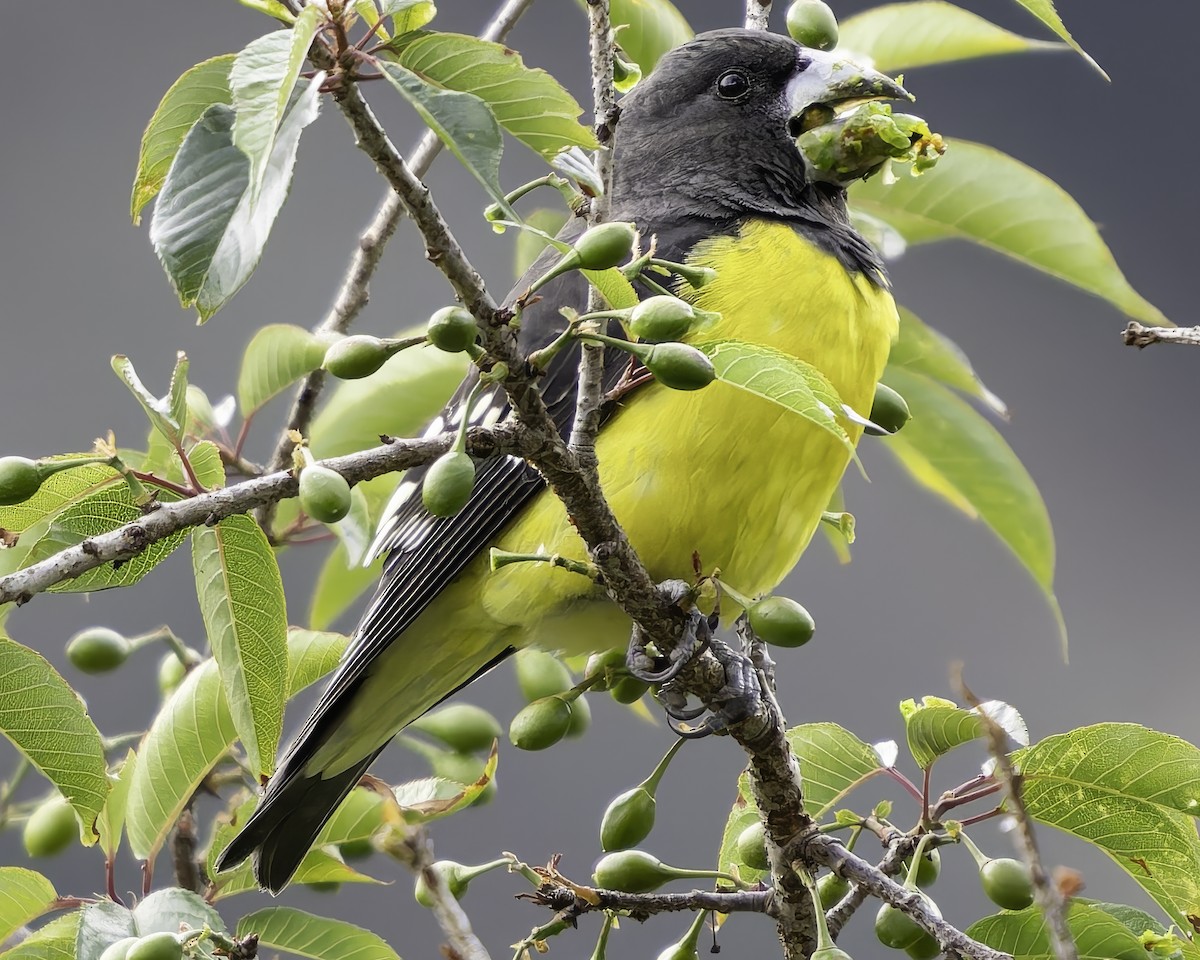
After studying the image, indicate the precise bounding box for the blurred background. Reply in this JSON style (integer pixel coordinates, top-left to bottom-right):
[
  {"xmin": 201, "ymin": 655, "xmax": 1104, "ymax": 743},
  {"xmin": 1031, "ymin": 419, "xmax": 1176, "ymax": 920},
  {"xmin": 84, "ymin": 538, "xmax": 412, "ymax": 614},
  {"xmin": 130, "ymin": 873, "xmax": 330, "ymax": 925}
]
[{"xmin": 2, "ymin": 0, "xmax": 1199, "ymax": 957}]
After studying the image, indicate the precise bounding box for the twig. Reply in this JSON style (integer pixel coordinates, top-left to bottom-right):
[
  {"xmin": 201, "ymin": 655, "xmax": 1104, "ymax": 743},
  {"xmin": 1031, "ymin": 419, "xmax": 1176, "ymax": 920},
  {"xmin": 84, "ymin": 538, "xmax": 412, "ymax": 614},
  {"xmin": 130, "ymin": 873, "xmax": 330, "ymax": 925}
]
[
  {"xmin": 824, "ymin": 841, "xmax": 907, "ymax": 939},
  {"xmin": 261, "ymin": 0, "xmax": 539, "ymax": 523},
  {"xmin": 398, "ymin": 831, "xmax": 493, "ymax": 960},
  {"xmin": 528, "ymin": 884, "xmax": 773, "ymax": 920},
  {"xmin": 0, "ymin": 427, "xmax": 516, "ymax": 606},
  {"xmin": 954, "ymin": 665, "xmax": 1076, "ymax": 960},
  {"xmin": 745, "ymin": 0, "xmax": 772, "ymax": 30},
  {"xmin": 171, "ymin": 806, "xmax": 204, "ymax": 895},
  {"xmin": 1122, "ymin": 321, "xmax": 1200, "ymax": 348}
]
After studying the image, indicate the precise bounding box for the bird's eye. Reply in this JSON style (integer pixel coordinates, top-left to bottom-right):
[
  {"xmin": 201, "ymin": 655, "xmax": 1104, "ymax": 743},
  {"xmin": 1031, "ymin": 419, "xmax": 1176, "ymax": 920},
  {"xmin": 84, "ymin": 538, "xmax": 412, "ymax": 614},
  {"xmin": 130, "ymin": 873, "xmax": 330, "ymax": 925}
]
[{"xmin": 716, "ymin": 70, "xmax": 751, "ymax": 100}]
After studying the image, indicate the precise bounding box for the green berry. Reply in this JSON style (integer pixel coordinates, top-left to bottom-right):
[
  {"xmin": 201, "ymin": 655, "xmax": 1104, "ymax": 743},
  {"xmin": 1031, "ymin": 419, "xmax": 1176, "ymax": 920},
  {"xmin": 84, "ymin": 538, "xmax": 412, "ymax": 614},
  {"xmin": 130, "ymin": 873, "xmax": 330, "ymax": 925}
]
[
  {"xmin": 422, "ymin": 451, "xmax": 475, "ymax": 517},
  {"xmin": 736, "ymin": 821, "xmax": 770, "ymax": 871},
  {"xmin": 427, "ymin": 307, "xmax": 478, "ymax": 354},
  {"xmin": 299, "ymin": 463, "xmax": 352, "ymax": 523},
  {"xmin": 904, "ymin": 847, "xmax": 941, "ymax": 887},
  {"xmin": 610, "ymin": 675, "xmax": 650, "ymax": 704},
  {"xmin": 410, "ymin": 703, "xmax": 502, "ymax": 754},
  {"xmin": 656, "ymin": 938, "xmax": 699, "ymax": 960},
  {"xmin": 514, "ymin": 649, "xmax": 574, "ymax": 702},
  {"xmin": 817, "ymin": 872, "xmax": 851, "ymax": 910},
  {"xmin": 98, "ymin": 938, "xmax": 140, "ymax": 960},
  {"xmin": 593, "ymin": 850, "xmax": 674, "ymax": 893},
  {"xmin": 157, "ymin": 647, "xmax": 202, "ymax": 697},
  {"xmin": 600, "ymin": 786, "xmax": 656, "ymax": 852},
  {"xmin": 642, "ymin": 342, "xmax": 715, "ymax": 391},
  {"xmin": 572, "ymin": 222, "xmax": 637, "ymax": 270},
  {"xmin": 865, "ymin": 383, "xmax": 911, "ymax": 436},
  {"xmin": 414, "ymin": 859, "xmax": 506, "ymax": 907},
  {"xmin": 66, "ymin": 627, "xmax": 131, "ymax": 674},
  {"xmin": 904, "ymin": 932, "xmax": 941, "ymax": 960},
  {"xmin": 747, "ymin": 596, "xmax": 815, "ymax": 648},
  {"xmin": 566, "ymin": 692, "xmax": 591, "ymax": 737},
  {"xmin": 323, "ymin": 335, "xmax": 393, "ymax": 379},
  {"xmin": 125, "ymin": 933, "xmax": 183, "ymax": 960},
  {"xmin": 628, "ymin": 296, "xmax": 696, "ymax": 343},
  {"xmin": 0, "ymin": 457, "xmax": 44, "ymax": 506},
  {"xmin": 811, "ymin": 949, "xmax": 854, "ymax": 960},
  {"xmin": 786, "ymin": 0, "xmax": 839, "ymax": 51},
  {"xmin": 980, "ymin": 857, "xmax": 1034, "ymax": 910},
  {"xmin": 874, "ymin": 903, "xmax": 924, "ymax": 951},
  {"xmin": 22, "ymin": 795, "xmax": 76, "ymax": 858},
  {"xmin": 508, "ymin": 696, "xmax": 573, "ymax": 750}
]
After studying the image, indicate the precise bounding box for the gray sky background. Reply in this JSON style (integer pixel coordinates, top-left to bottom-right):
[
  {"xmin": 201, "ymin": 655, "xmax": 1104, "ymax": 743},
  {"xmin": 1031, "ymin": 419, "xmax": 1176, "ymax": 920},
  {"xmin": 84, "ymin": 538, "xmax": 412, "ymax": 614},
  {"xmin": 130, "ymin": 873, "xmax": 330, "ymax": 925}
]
[{"xmin": 3, "ymin": 1, "xmax": 1200, "ymax": 958}]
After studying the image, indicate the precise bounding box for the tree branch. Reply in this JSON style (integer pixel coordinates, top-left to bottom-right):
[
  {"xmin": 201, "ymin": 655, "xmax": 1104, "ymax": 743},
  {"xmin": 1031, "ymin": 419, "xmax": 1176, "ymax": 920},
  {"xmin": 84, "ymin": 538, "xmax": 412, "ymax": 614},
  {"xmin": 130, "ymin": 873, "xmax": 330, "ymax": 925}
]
[
  {"xmin": 745, "ymin": 0, "xmax": 772, "ymax": 30},
  {"xmin": 528, "ymin": 884, "xmax": 773, "ymax": 920},
  {"xmin": 1122, "ymin": 321, "xmax": 1199, "ymax": 349}
]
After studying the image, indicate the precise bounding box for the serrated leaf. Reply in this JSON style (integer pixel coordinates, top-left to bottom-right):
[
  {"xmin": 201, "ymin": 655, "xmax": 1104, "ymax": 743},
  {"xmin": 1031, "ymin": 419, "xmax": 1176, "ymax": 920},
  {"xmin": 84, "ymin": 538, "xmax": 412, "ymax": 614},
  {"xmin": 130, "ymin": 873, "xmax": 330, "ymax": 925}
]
[
  {"xmin": 237, "ymin": 323, "xmax": 330, "ymax": 416},
  {"xmin": 318, "ymin": 787, "xmax": 386, "ymax": 846},
  {"xmin": 237, "ymin": 907, "xmax": 402, "ymax": 960},
  {"xmin": 1086, "ymin": 900, "xmax": 1190, "ymax": 958},
  {"xmin": 73, "ymin": 902, "xmax": 134, "ymax": 960},
  {"xmin": 132, "ymin": 889, "xmax": 225, "ymax": 942},
  {"xmin": 231, "ymin": 11, "xmax": 323, "ymax": 201},
  {"xmin": 718, "ymin": 723, "xmax": 884, "ymax": 881},
  {"xmin": 95, "ymin": 750, "xmax": 137, "ymax": 861},
  {"xmin": 0, "ymin": 910, "xmax": 79, "ymax": 960},
  {"xmin": 385, "ymin": 0, "xmax": 435, "ymax": 33},
  {"xmin": 851, "ymin": 141, "xmax": 1165, "ymax": 325},
  {"xmin": 0, "ymin": 462, "xmax": 121, "ymax": 536},
  {"xmin": 150, "ymin": 79, "xmax": 322, "ymax": 322},
  {"xmin": 377, "ymin": 60, "xmax": 510, "ymax": 214},
  {"xmin": 901, "ymin": 695, "xmax": 1026, "ymax": 769},
  {"xmin": 695, "ymin": 339, "xmax": 855, "ymax": 456},
  {"xmin": 238, "ymin": 0, "xmax": 296, "ymax": 22},
  {"xmin": 187, "ymin": 440, "xmax": 227, "ymax": 490},
  {"xmin": 887, "ymin": 307, "xmax": 1006, "ymax": 416},
  {"xmin": 111, "ymin": 354, "xmax": 184, "ymax": 446},
  {"xmin": 310, "ymin": 542, "xmax": 384, "ymax": 630},
  {"xmin": 395, "ymin": 745, "xmax": 497, "ymax": 822},
  {"xmin": 390, "ymin": 32, "xmax": 596, "ymax": 160},
  {"xmin": 609, "ymin": 0, "xmax": 693, "ymax": 74},
  {"xmin": 309, "ymin": 343, "xmax": 465, "ymax": 459},
  {"xmin": 131, "ymin": 55, "xmax": 235, "ymax": 224},
  {"xmin": 840, "ymin": 2, "xmax": 1062, "ymax": 72},
  {"xmin": 0, "ymin": 637, "xmax": 108, "ymax": 836},
  {"xmin": 126, "ymin": 629, "xmax": 347, "ymax": 860},
  {"xmin": 1016, "ymin": 723, "xmax": 1200, "ymax": 930},
  {"xmin": 1008, "ymin": 0, "xmax": 1106, "ymax": 77},
  {"xmin": 880, "ymin": 367, "xmax": 1064, "ymax": 650},
  {"xmin": 0, "ymin": 870, "xmax": 56, "ymax": 947},
  {"xmin": 967, "ymin": 901, "xmax": 1146, "ymax": 959},
  {"xmin": 191, "ymin": 514, "xmax": 289, "ymax": 776},
  {"xmin": 167, "ymin": 353, "xmax": 190, "ymax": 437},
  {"xmin": 21, "ymin": 483, "xmax": 187, "ymax": 593}
]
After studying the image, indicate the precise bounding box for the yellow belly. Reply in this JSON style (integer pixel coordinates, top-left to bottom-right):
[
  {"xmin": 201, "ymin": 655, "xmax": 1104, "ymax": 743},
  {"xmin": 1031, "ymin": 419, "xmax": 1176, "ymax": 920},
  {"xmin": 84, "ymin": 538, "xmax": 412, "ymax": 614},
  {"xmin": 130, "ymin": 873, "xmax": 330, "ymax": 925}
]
[{"xmin": 314, "ymin": 220, "xmax": 897, "ymax": 771}]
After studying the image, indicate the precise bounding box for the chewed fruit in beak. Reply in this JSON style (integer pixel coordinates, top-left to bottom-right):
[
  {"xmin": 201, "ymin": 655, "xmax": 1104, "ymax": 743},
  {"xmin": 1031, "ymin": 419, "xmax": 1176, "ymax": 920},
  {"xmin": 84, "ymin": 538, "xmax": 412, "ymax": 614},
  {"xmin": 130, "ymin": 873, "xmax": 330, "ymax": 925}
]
[{"xmin": 797, "ymin": 102, "xmax": 946, "ymax": 186}]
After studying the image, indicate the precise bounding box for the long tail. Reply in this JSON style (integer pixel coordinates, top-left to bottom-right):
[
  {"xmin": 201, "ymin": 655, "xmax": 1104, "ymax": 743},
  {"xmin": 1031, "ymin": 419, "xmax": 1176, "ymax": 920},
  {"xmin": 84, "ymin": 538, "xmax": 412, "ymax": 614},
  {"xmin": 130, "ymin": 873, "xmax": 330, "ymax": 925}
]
[{"xmin": 215, "ymin": 743, "xmax": 385, "ymax": 894}]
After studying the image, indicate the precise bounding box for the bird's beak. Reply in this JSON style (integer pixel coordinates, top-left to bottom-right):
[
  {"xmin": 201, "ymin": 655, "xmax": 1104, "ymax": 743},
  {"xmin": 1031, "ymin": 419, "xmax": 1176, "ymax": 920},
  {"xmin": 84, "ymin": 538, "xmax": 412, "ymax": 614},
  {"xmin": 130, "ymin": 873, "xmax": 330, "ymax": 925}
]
[{"xmin": 785, "ymin": 49, "xmax": 912, "ymax": 139}]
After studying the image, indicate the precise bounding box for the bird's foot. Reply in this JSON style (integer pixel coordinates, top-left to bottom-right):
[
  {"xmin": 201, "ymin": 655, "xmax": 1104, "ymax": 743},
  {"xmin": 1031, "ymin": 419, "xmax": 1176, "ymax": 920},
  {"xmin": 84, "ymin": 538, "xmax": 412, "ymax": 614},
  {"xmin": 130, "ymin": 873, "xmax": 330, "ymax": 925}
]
[
  {"xmin": 625, "ymin": 580, "xmax": 714, "ymax": 684},
  {"xmin": 660, "ymin": 634, "xmax": 762, "ymax": 738}
]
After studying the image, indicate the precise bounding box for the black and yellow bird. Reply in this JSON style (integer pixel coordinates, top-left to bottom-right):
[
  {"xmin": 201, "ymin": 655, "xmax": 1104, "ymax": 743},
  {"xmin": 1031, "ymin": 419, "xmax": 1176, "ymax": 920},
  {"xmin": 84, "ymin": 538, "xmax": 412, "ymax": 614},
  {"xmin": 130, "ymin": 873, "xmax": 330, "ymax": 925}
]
[{"xmin": 217, "ymin": 27, "xmax": 905, "ymax": 892}]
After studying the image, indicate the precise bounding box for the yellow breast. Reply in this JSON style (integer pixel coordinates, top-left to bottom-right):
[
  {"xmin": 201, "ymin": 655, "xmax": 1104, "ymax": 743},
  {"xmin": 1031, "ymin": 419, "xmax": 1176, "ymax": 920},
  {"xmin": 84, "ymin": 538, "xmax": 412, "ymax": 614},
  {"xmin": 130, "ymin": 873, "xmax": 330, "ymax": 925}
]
[{"xmin": 484, "ymin": 220, "xmax": 898, "ymax": 646}]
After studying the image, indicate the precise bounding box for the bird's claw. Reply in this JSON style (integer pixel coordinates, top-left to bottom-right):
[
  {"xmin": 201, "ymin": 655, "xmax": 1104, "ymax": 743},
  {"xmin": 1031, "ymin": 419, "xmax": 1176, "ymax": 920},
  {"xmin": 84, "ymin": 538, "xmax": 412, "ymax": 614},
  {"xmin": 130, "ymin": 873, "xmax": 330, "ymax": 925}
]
[
  {"xmin": 659, "ymin": 634, "xmax": 763, "ymax": 740},
  {"xmin": 625, "ymin": 580, "xmax": 711, "ymax": 684}
]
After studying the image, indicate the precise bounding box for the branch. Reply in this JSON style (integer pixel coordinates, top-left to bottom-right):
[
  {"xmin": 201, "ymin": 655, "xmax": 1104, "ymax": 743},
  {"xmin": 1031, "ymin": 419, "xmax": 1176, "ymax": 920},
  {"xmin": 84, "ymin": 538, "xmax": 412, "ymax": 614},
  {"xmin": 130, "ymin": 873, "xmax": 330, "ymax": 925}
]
[
  {"xmin": 262, "ymin": 0, "xmax": 540, "ymax": 497},
  {"xmin": 1122, "ymin": 321, "xmax": 1200, "ymax": 348},
  {"xmin": 0, "ymin": 428, "xmax": 517, "ymax": 606},
  {"xmin": 745, "ymin": 0, "xmax": 772, "ymax": 30},
  {"xmin": 528, "ymin": 884, "xmax": 773, "ymax": 920}
]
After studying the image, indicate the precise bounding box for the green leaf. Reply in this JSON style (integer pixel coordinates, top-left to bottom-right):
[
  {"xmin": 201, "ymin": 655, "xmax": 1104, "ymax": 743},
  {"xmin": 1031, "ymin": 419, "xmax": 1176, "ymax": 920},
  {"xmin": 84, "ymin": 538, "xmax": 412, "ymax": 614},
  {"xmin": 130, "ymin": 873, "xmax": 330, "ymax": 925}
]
[
  {"xmin": 900, "ymin": 695, "xmax": 1027, "ymax": 770},
  {"xmin": 384, "ymin": 0, "xmax": 436, "ymax": 33},
  {"xmin": 329, "ymin": 485, "xmax": 372, "ymax": 566},
  {"xmin": 1007, "ymin": 0, "xmax": 1106, "ymax": 78},
  {"xmin": 187, "ymin": 440, "xmax": 227, "ymax": 490},
  {"xmin": 111, "ymin": 354, "xmax": 186, "ymax": 446},
  {"xmin": 394, "ymin": 745, "xmax": 497, "ymax": 822},
  {"xmin": 840, "ymin": 2, "xmax": 1062, "ymax": 72},
  {"xmin": 131, "ymin": 55, "xmax": 234, "ymax": 224},
  {"xmin": 609, "ymin": 0, "xmax": 693, "ymax": 74},
  {"xmin": 967, "ymin": 901, "xmax": 1146, "ymax": 959},
  {"xmin": 514, "ymin": 208, "xmax": 567, "ymax": 278},
  {"xmin": 231, "ymin": 10, "xmax": 323, "ymax": 200},
  {"xmin": 150, "ymin": 80, "xmax": 322, "ymax": 322},
  {"xmin": 74, "ymin": 903, "xmax": 133, "ymax": 960},
  {"xmin": 879, "ymin": 367, "xmax": 1064, "ymax": 650},
  {"xmin": 887, "ymin": 307, "xmax": 1006, "ymax": 416},
  {"xmin": 0, "ymin": 637, "xmax": 108, "ymax": 836},
  {"xmin": 95, "ymin": 750, "xmax": 137, "ymax": 861},
  {"xmin": 1016, "ymin": 723, "xmax": 1200, "ymax": 930},
  {"xmin": 238, "ymin": 0, "xmax": 296, "ymax": 22},
  {"xmin": 310, "ymin": 542, "xmax": 384, "ymax": 630},
  {"xmin": 851, "ymin": 141, "xmax": 1165, "ymax": 325},
  {"xmin": 0, "ymin": 910, "xmax": 79, "ymax": 960},
  {"xmin": 1085, "ymin": 900, "xmax": 1190, "ymax": 958},
  {"xmin": 238, "ymin": 324, "xmax": 330, "ymax": 416},
  {"xmin": 0, "ymin": 869, "xmax": 56, "ymax": 947},
  {"xmin": 0, "ymin": 462, "xmax": 121, "ymax": 536},
  {"xmin": 309, "ymin": 343, "xmax": 465, "ymax": 459},
  {"xmin": 318, "ymin": 787, "xmax": 386, "ymax": 846},
  {"xmin": 377, "ymin": 61, "xmax": 511, "ymax": 214},
  {"xmin": 390, "ymin": 32, "xmax": 596, "ymax": 160},
  {"xmin": 237, "ymin": 907, "xmax": 402, "ymax": 960},
  {"xmin": 125, "ymin": 629, "xmax": 347, "ymax": 860},
  {"xmin": 21, "ymin": 484, "xmax": 187, "ymax": 593},
  {"xmin": 132, "ymin": 889, "xmax": 225, "ymax": 942},
  {"xmin": 191, "ymin": 514, "xmax": 289, "ymax": 776},
  {"xmin": 718, "ymin": 723, "xmax": 884, "ymax": 882},
  {"xmin": 820, "ymin": 487, "xmax": 852, "ymax": 565},
  {"xmin": 695, "ymin": 339, "xmax": 856, "ymax": 456}
]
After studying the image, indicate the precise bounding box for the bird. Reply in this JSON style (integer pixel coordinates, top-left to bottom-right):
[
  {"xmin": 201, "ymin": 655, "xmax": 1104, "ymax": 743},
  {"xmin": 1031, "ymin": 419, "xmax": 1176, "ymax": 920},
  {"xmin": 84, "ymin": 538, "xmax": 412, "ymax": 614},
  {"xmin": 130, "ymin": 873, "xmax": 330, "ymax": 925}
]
[{"xmin": 216, "ymin": 26, "xmax": 904, "ymax": 892}]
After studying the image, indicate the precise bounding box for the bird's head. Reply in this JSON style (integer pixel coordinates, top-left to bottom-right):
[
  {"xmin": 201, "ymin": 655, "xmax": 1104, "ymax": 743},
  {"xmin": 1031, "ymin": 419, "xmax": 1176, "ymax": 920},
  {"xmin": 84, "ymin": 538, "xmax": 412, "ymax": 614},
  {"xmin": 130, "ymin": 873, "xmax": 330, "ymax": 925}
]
[{"xmin": 612, "ymin": 29, "xmax": 911, "ymax": 221}]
